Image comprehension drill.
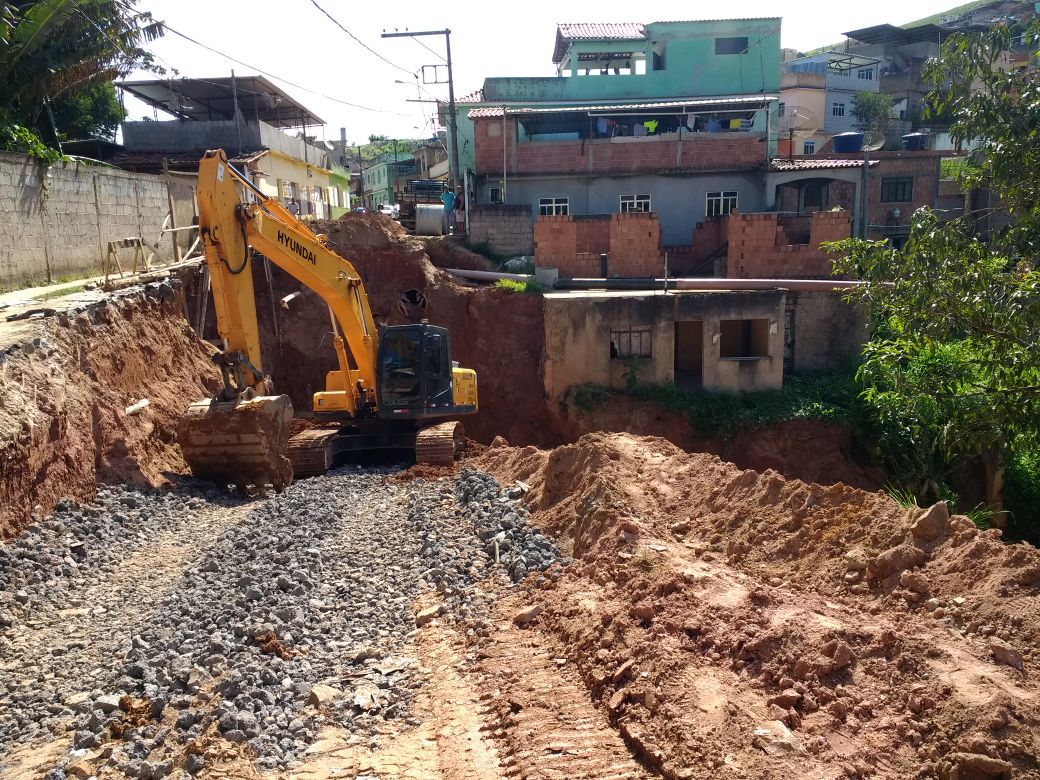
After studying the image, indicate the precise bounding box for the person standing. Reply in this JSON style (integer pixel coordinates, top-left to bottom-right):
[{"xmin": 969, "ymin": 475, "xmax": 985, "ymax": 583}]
[
  {"xmin": 287, "ymin": 198, "xmax": 301, "ymax": 218},
  {"xmin": 440, "ymin": 187, "xmax": 456, "ymax": 235}
]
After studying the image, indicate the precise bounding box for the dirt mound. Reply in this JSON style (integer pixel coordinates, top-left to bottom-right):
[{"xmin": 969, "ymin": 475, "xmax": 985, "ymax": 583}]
[
  {"xmin": 0, "ymin": 283, "xmax": 220, "ymax": 537},
  {"xmin": 315, "ymin": 210, "xmax": 412, "ymax": 248},
  {"xmin": 475, "ymin": 433, "xmax": 1040, "ymax": 779}
]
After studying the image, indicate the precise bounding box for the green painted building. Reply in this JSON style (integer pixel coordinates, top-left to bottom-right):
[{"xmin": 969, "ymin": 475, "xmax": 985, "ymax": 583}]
[
  {"xmin": 455, "ymin": 19, "xmax": 782, "ymax": 175},
  {"xmin": 329, "ymin": 163, "xmax": 352, "ymax": 219},
  {"xmin": 361, "ymin": 154, "xmax": 418, "ymax": 209}
]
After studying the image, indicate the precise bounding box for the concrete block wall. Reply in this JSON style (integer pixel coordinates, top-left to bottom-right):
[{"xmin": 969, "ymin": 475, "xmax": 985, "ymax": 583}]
[
  {"xmin": 533, "ymin": 215, "xmax": 579, "ymax": 273},
  {"xmin": 0, "ymin": 151, "xmax": 193, "ymax": 286},
  {"xmin": 467, "ymin": 204, "xmax": 533, "ymax": 256},
  {"xmin": 727, "ymin": 210, "xmax": 851, "ymax": 279},
  {"xmin": 787, "ymin": 290, "xmax": 867, "ymax": 372}
]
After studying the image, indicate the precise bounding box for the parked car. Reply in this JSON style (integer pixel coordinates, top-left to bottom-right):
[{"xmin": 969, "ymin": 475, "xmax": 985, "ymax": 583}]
[{"xmin": 377, "ymin": 203, "xmax": 400, "ymax": 219}]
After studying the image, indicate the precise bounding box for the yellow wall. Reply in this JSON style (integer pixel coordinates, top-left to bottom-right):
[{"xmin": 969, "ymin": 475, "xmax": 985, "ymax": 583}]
[
  {"xmin": 780, "ymin": 86, "xmax": 826, "ymax": 134},
  {"xmin": 253, "ymin": 151, "xmax": 333, "ymax": 219}
]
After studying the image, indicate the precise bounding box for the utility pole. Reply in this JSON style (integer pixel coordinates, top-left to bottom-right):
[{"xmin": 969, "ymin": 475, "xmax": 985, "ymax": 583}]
[{"xmin": 381, "ymin": 29, "xmax": 460, "ymax": 191}]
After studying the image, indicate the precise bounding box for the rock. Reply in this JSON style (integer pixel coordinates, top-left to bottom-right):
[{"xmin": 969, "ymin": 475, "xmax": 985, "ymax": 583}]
[
  {"xmin": 869, "ymin": 542, "xmax": 927, "ymax": 581},
  {"xmin": 96, "ymin": 694, "xmax": 123, "ymax": 713},
  {"xmin": 14, "ymin": 590, "xmax": 29, "ymax": 604},
  {"xmin": 512, "ymin": 604, "xmax": 544, "ymax": 626},
  {"xmin": 830, "ymin": 642, "xmax": 855, "ymax": 671},
  {"xmin": 990, "ymin": 639, "xmax": 1025, "ymax": 672},
  {"xmin": 828, "ymin": 700, "xmax": 848, "ymax": 721},
  {"xmin": 185, "ymin": 753, "xmax": 205, "ymax": 775},
  {"xmin": 73, "ymin": 729, "xmax": 100, "ymax": 749},
  {"xmin": 415, "ymin": 605, "xmax": 442, "ymax": 627},
  {"xmin": 899, "ymin": 570, "xmax": 931, "ymax": 594},
  {"xmin": 948, "ymin": 752, "xmax": 1014, "ymax": 779},
  {"xmin": 307, "ymin": 684, "xmax": 342, "ymax": 707},
  {"xmin": 768, "ymin": 689, "xmax": 801, "ymax": 709},
  {"xmin": 490, "ymin": 436, "xmax": 509, "ymax": 448},
  {"xmin": 224, "ymin": 729, "xmax": 248, "ymax": 743},
  {"xmin": 911, "ymin": 503, "xmax": 950, "ymax": 541},
  {"xmin": 751, "ymin": 720, "xmax": 806, "ymax": 756},
  {"xmin": 607, "ymin": 690, "xmax": 626, "ymax": 711},
  {"xmin": 611, "ymin": 659, "xmax": 636, "ymax": 684}
]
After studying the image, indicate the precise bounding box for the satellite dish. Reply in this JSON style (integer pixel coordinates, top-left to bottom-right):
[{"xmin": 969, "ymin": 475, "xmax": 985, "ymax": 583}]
[
  {"xmin": 779, "ymin": 107, "xmax": 819, "ymax": 158},
  {"xmin": 863, "ymin": 130, "xmax": 886, "ymax": 152}
]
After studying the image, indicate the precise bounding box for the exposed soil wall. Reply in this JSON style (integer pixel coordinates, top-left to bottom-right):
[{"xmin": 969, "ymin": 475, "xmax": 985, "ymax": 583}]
[
  {"xmin": 202, "ymin": 213, "xmax": 557, "ymax": 447},
  {"xmin": 0, "ymin": 282, "xmax": 220, "ymax": 537},
  {"xmin": 473, "ymin": 433, "xmax": 1040, "ymax": 779}
]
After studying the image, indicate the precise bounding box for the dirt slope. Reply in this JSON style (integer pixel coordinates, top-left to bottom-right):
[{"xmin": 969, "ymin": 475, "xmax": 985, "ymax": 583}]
[
  {"xmin": 474, "ymin": 433, "xmax": 1040, "ymax": 779},
  {"xmin": 0, "ymin": 283, "xmax": 219, "ymax": 537}
]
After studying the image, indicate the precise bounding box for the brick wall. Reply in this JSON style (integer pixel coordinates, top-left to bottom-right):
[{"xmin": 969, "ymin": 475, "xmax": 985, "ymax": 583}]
[
  {"xmin": 467, "ymin": 204, "xmax": 533, "ymax": 256},
  {"xmin": 0, "ymin": 152, "xmax": 193, "ymax": 286},
  {"xmin": 472, "ymin": 117, "xmax": 765, "ymax": 177},
  {"xmin": 534, "ymin": 212, "xmax": 663, "ymax": 278},
  {"xmin": 727, "ymin": 210, "xmax": 851, "ymax": 279},
  {"xmin": 822, "ymin": 153, "xmax": 940, "ymax": 227},
  {"xmin": 608, "ymin": 213, "xmax": 663, "ymax": 277}
]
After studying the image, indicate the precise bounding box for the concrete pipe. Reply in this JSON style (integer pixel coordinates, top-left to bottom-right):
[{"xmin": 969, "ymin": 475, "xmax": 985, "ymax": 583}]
[{"xmin": 414, "ymin": 204, "xmax": 445, "ymax": 236}]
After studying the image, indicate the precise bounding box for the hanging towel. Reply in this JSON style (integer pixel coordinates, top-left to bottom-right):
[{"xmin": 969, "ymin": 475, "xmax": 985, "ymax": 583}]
[
  {"xmin": 729, "ymin": 118, "xmax": 742, "ymax": 130},
  {"xmin": 643, "ymin": 120, "xmax": 659, "ymax": 134}
]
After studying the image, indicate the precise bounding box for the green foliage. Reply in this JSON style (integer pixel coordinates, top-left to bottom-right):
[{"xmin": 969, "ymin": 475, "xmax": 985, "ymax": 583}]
[
  {"xmin": 1005, "ymin": 440, "xmax": 1040, "ymax": 542},
  {"xmin": 940, "ymin": 157, "xmax": 967, "ymax": 180},
  {"xmin": 492, "ymin": 278, "xmax": 544, "ymax": 295},
  {"xmin": 48, "ymin": 81, "xmax": 124, "ymax": 140},
  {"xmin": 1, "ymin": 1, "xmax": 161, "ymax": 153},
  {"xmin": 925, "ymin": 19, "xmax": 1040, "ymax": 254},
  {"xmin": 567, "ymin": 371, "xmax": 867, "ymax": 439},
  {"xmin": 622, "ymin": 356, "xmax": 643, "ymax": 394},
  {"xmin": 0, "ymin": 110, "xmax": 63, "ymax": 163},
  {"xmin": 851, "ymin": 91, "xmax": 895, "ymax": 133},
  {"xmin": 885, "ymin": 483, "xmax": 920, "ymax": 508}
]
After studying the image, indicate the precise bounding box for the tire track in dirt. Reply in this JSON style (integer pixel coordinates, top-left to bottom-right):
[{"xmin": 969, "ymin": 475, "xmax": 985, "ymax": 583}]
[{"xmin": 474, "ymin": 608, "xmax": 653, "ymax": 780}]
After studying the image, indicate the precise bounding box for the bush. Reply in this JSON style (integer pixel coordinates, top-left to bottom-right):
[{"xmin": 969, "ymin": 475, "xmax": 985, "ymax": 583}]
[
  {"xmin": 493, "ymin": 278, "xmax": 544, "ymax": 295},
  {"xmin": 1005, "ymin": 440, "xmax": 1040, "ymax": 543}
]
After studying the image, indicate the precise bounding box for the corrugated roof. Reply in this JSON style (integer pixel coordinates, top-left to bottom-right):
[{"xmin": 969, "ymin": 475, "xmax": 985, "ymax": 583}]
[
  {"xmin": 553, "ymin": 23, "xmax": 646, "ymax": 63},
  {"xmin": 770, "ymin": 158, "xmax": 879, "ymax": 171},
  {"xmin": 467, "ymin": 95, "xmax": 777, "ymax": 118}
]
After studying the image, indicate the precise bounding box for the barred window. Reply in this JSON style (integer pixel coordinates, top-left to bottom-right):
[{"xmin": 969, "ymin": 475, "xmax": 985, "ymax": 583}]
[
  {"xmin": 881, "ymin": 177, "xmax": 913, "ymax": 202},
  {"xmin": 610, "ymin": 326, "xmax": 652, "ymax": 359}
]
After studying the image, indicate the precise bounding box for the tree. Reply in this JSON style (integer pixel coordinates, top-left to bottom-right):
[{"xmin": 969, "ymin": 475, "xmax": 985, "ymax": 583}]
[
  {"xmin": 49, "ymin": 81, "xmax": 125, "ymax": 140},
  {"xmin": 829, "ymin": 20, "xmax": 1040, "ymax": 525},
  {"xmin": 0, "ymin": 0, "xmax": 162, "ymax": 148},
  {"xmin": 851, "ymin": 91, "xmax": 895, "ymax": 134}
]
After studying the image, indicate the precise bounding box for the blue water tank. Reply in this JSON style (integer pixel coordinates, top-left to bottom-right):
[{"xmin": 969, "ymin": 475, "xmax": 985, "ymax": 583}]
[
  {"xmin": 902, "ymin": 133, "xmax": 928, "ymax": 150},
  {"xmin": 832, "ymin": 132, "xmax": 864, "ymax": 153}
]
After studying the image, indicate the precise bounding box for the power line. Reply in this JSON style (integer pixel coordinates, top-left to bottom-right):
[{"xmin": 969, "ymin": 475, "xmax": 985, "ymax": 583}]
[
  {"xmin": 413, "ymin": 36, "xmax": 446, "ymax": 63},
  {"xmin": 305, "ymin": 0, "xmax": 414, "ymax": 76},
  {"xmin": 161, "ymin": 24, "xmax": 409, "ymax": 115},
  {"xmin": 108, "ymin": 0, "xmax": 408, "ymax": 115}
]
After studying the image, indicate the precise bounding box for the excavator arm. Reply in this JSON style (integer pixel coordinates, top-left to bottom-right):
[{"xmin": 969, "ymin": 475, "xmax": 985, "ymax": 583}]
[{"xmin": 196, "ymin": 149, "xmax": 379, "ymax": 414}]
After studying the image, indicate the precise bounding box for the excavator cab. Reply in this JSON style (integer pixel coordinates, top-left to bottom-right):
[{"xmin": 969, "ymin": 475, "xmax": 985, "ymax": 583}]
[{"xmin": 375, "ymin": 324, "xmax": 473, "ymax": 420}]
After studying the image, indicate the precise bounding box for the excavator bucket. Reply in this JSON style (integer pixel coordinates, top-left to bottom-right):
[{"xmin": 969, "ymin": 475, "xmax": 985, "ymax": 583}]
[{"xmin": 179, "ymin": 394, "xmax": 295, "ymax": 491}]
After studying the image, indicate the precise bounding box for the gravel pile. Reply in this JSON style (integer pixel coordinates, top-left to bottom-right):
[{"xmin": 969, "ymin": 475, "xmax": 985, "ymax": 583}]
[
  {"xmin": 2, "ymin": 466, "xmax": 565, "ymax": 778},
  {"xmin": 454, "ymin": 469, "xmax": 564, "ymax": 583}
]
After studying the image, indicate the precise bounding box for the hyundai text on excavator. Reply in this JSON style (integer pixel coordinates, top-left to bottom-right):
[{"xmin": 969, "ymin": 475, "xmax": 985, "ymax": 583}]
[{"xmin": 178, "ymin": 149, "xmax": 478, "ymax": 490}]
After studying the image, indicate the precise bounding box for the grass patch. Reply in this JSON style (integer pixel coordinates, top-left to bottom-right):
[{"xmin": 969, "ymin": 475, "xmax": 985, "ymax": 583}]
[
  {"xmin": 34, "ymin": 283, "xmax": 88, "ymax": 300},
  {"xmin": 493, "ymin": 278, "xmax": 544, "ymax": 295},
  {"xmin": 0, "ymin": 271, "xmax": 98, "ymax": 295}
]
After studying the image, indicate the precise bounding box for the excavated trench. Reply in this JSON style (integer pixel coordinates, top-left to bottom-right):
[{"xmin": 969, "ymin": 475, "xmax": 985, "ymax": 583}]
[{"xmin": 3, "ymin": 212, "xmax": 1036, "ymax": 779}]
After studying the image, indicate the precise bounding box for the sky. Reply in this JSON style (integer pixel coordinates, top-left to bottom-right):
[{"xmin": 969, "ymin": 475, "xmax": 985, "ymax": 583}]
[{"xmin": 119, "ymin": 0, "xmax": 966, "ymax": 143}]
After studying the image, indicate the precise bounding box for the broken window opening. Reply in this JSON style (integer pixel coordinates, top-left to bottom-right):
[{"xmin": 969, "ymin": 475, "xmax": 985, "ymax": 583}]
[
  {"xmin": 719, "ymin": 319, "xmax": 770, "ymax": 359},
  {"xmin": 610, "ymin": 326, "xmax": 652, "ymax": 360}
]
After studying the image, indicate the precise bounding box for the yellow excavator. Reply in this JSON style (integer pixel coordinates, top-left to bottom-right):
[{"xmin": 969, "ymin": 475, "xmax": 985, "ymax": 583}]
[{"xmin": 178, "ymin": 149, "xmax": 478, "ymax": 490}]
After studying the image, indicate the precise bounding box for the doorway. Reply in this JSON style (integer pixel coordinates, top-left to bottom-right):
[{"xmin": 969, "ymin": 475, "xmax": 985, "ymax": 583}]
[{"xmin": 674, "ymin": 321, "xmax": 703, "ymax": 389}]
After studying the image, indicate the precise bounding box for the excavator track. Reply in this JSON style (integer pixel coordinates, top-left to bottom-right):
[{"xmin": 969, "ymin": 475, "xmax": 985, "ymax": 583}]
[
  {"xmin": 287, "ymin": 426, "xmax": 340, "ymax": 478},
  {"xmin": 415, "ymin": 421, "xmax": 465, "ymax": 466}
]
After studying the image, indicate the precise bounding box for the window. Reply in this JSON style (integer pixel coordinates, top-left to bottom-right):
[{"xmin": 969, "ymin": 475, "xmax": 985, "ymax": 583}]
[
  {"xmin": 858, "ymin": 68, "xmax": 874, "ymax": 80},
  {"xmin": 489, "ymin": 187, "xmax": 503, "ymax": 204},
  {"xmin": 705, "ymin": 190, "xmax": 738, "ymax": 218},
  {"xmin": 778, "ymin": 102, "xmax": 785, "ymax": 117},
  {"xmin": 715, "ymin": 36, "xmax": 749, "ymax": 55},
  {"xmin": 539, "ymin": 197, "xmax": 569, "ymax": 216},
  {"xmin": 719, "ymin": 319, "xmax": 770, "ymax": 359},
  {"xmin": 330, "ymin": 188, "xmax": 339, "ymax": 208},
  {"xmin": 610, "ymin": 326, "xmax": 652, "ymax": 359},
  {"xmin": 881, "ymin": 177, "xmax": 913, "ymax": 202},
  {"xmin": 620, "ymin": 194, "xmax": 651, "ymax": 213},
  {"xmin": 803, "ymin": 140, "xmax": 816, "ymax": 154},
  {"xmin": 832, "ymin": 102, "xmax": 846, "ymax": 117}
]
